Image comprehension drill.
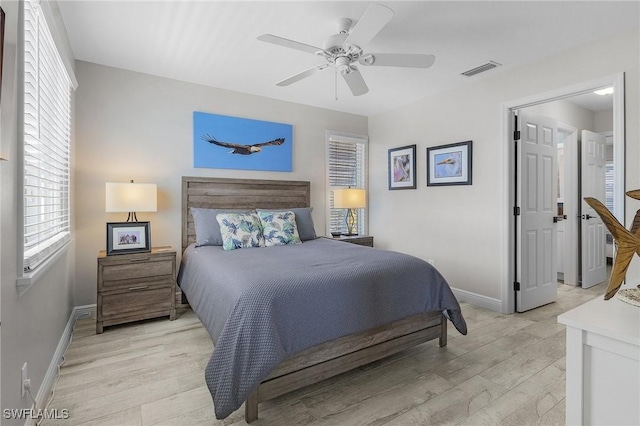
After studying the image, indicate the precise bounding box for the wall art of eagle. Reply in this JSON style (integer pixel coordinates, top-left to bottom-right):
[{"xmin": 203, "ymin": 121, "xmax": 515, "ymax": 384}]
[{"xmin": 202, "ymin": 134, "xmax": 285, "ymax": 155}]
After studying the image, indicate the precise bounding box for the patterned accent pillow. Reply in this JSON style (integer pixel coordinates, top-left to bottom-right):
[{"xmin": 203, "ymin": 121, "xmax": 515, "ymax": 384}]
[
  {"xmin": 258, "ymin": 211, "xmax": 302, "ymax": 247},
  {"xmin": 191, "ymin": 208, "xmax": 251, "ymax": 247},
  {"xmin": 216, "ymin": 212, "xmax": 265, "ymax": 251},
  {"xmin": 256, "ymin": 207, "xmax": 317, "ymax": 241}
]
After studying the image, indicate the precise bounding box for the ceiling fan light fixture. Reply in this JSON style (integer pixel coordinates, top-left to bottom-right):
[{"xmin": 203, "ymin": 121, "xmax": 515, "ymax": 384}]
[{"xmin": 335, "ymin": 56, "xmax": 351, "ymax": 73}]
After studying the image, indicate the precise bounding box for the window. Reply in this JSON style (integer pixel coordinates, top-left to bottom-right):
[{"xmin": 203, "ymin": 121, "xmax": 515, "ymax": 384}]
[
  {"xmin": 326, "ymin": 132, "xmax": 368, "ymax": 235},
  {"xmin": 22, "ymin": 0, "xmax": 74, "ymax": 272},
  {"xmin": 605, "ymin": 162, "xmax": 614, "ymax": 212}
]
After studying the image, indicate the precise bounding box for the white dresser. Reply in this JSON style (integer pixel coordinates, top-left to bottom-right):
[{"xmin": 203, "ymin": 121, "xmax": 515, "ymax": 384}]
[{"xmin": 558, "ymin": 293, "xmax": 640, "ymax": 425}]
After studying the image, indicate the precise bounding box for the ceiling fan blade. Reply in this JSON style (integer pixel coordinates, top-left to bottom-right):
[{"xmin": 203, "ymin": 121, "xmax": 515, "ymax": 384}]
[
  {"xmin": 342, "ymin": 66, "xmax": 369, "ymax": 96},
  {"xmin": 257, "ymin": 34, "xmax": 323, "ymax": 55},
  {"xmin": 360, "ymin": 53, "xmax": 436, "ymax": 69},
  {"xmin": 344, "ymin": 3, "xmax": 394, "ymax": 48},
  {"xmin": 276, "ymin": 64, "xmax": 329, "ymax": 86}
]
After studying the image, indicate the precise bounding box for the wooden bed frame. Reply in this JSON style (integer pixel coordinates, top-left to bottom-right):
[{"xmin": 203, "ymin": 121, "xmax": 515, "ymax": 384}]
[{"xmin": 181, "ymin": 176, "xmax": 447, "ymax": 423}]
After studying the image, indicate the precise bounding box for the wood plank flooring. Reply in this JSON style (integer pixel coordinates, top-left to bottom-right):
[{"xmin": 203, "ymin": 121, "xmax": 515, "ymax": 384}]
[{"xmin": 43, "ymin": 282, "xmax": 605, "ymax": 425}]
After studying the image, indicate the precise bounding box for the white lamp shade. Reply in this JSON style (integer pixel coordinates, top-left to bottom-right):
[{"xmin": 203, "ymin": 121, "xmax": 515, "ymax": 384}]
[
  {"xmin": 333, "ymin": 188, "xmax": 366, "ymax": 209},
  {"xmin": 105, "ymin": 182, "xmax": 157, "ymax": 213}
]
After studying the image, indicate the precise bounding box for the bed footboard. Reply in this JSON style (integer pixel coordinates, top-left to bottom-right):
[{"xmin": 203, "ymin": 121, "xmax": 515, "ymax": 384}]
[{"xmin": 245, "ymin": 312, "xmax": 447, "ymax": 423}]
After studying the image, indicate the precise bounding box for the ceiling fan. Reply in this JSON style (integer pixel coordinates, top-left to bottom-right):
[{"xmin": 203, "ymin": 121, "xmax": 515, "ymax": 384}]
[{"xmin": 257, "ymin": 3, "xmax": 435, "ymax": 97}]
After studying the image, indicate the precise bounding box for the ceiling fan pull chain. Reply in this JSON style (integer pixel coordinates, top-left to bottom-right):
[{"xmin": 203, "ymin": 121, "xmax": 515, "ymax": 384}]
[{"xmin": 335, "ymin": 66, "xmax": 338, "ymax": 101}]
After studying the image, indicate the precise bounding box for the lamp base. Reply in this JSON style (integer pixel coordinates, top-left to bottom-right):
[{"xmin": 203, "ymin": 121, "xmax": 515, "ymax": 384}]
[
  {"xmin": 341, "ymin": 233, "xmax": 359, "ymax": 236},
  {"xmin": 344, "ymin": 208, "xmax": 358, "ymax": 237}
]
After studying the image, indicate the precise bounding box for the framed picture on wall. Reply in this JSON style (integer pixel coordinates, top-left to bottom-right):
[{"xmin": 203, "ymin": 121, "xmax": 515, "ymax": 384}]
[
  {"xmin": 426, "ymin": 140, "xmax": 472, "ymax": 186},
  {"xmin": 106, "ymin": 222, "xmax": 151, "ymax": 255},
  {"xmin": 388, "ymin": 144, "xmax": 417, "ymax": 190}
]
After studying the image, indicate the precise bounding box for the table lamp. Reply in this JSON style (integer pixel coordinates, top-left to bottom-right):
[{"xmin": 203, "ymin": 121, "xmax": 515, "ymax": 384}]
[
  {"xmin": 333, "ymin": 188, "xmax": 366, "ymax": 236},
  {"xmin": 105, "ymin": 180, "xmax": 157, "ymax": 222}
]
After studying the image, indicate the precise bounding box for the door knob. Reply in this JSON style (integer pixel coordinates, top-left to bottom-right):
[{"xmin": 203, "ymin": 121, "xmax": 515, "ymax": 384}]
[{"xmin": 582, "ymin": 214, "xmax": 593, "ymax": 220}]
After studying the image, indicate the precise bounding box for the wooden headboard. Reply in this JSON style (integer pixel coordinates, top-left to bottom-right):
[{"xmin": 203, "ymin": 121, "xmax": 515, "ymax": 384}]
[{"xmin": 182, "ymin": 176, "xmax": 311, "ymax": 253}]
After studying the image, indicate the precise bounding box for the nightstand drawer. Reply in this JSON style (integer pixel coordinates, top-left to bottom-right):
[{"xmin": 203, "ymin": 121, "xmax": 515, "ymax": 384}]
[
  {"xmin": 101, "ymin": 258, "xmax": 173, "ymax": 282},
  {"xmin": 100, "ymin": 286, "xmax": 174, "ymax": 319},
  {"xmin": 99, "ymin": 278, "xmax": 174, "ymax": 294}
]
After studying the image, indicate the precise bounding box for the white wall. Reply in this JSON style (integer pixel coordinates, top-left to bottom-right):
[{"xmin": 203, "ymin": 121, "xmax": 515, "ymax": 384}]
[
  {"xmin": 526, "ymin": 99, "xmax": 595, "ymax": 133},
  {"xmin": 0, "ymin": 0, "xmax": 77, "ymax": 422},
  {"xmin": 368, "ymin": 29, "xmax": 639, "ymax": 308},
  {"xmin": 594, "ymin": 109, "xmax": 614, "ymax": 133},
  {"xmin": 73, "ymin": 61, "xmax": 368, "ymax": 305}
]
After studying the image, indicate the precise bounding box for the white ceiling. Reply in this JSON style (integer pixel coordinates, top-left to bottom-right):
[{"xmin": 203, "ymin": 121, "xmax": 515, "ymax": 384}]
[
  {"xmin": 57, "ymin": 1, "xmax": 639, "ymax": 117},
  {"xmin": 565, "ymin": 90, "xmax": 614, "ymax": 112}
]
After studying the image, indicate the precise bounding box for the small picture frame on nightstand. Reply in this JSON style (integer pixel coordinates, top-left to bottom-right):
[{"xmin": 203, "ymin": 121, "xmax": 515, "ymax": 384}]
[{"xmin": 106, "ymin": 222, "xmax": 151, "ymax": 255}]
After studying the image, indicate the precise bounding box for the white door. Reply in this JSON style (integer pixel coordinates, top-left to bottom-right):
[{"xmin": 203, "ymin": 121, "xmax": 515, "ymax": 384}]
[
  {"xmin": 517, "ymin": 113, "xmax": 558, "ymax": 312},
  {"xmin": 580, "ymin": 130, "xmax": 607, "ymax": 288},
  {"xmin": 561, "ymin": 127, "xmax": 579, "ymax": 287}
]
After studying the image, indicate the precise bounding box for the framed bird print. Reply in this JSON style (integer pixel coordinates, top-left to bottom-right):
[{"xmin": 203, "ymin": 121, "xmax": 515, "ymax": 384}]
[
  {"xmin": 193, "ymin": 111, "xmax": 293, "ymax": 171},
  {"xmin": 388, "ymin": 144, "xmax": 416, "ymax": 190},
  {"xmin": 426, "ymin": 140, "xmax": 472, "ymax": 186}
]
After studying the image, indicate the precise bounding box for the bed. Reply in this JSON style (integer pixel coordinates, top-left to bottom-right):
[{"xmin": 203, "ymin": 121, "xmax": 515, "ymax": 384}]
[{"xmin": 177, "ymin": 176, "xmax": 467, "ymax": 422}]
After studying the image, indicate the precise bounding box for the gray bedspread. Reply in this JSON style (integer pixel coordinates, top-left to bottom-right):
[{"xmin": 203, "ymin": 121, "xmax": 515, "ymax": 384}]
[{"xmin": 177, "ymin": 238, "xmax": 467, "ymax": 419}]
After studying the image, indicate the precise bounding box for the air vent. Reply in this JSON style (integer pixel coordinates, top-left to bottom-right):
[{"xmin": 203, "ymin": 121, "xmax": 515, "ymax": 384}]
[{"xmin": 461, "ymin": 61, "xmax": 501, "ymax": 77}]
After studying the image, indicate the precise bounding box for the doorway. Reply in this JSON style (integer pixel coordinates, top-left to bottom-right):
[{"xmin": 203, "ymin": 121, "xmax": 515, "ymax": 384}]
[{"xmin": 501, "ymin": 73, "xmax": 625, "ymax": 314}]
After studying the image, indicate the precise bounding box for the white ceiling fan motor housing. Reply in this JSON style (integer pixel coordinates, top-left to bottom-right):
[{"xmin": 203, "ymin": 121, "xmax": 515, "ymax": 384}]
[{"xmin": 323, "ymin": 32, "xmax": 348, "ymax": 55}]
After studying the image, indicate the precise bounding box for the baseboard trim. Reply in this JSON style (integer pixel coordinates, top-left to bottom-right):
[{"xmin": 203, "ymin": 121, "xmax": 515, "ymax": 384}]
[
  {"xmin": 26, "ymin": 304, "xmax": 96, "ymax": 426},
  {"xmin": 451, "ymin": 287, "xmax": 502, "ymax": 312},
  {"xmin": 73, "ymin": 304, "xmax": 96, "ymax": 321}
]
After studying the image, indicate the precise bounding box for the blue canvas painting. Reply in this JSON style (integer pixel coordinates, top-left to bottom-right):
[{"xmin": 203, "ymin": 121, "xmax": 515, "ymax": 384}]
[{"xmin": 193, "ymin": 112, "xmax": 293, "ymax": 172}]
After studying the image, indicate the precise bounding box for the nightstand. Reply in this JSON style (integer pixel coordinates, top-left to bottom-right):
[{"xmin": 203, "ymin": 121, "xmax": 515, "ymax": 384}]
[
  {"xmin": 96, "ymin": 246, "xmax": 176, "ymax": 334},
  {"xmin": 331, "ymin": 235, "xmax": 374, "ymax": 247}
]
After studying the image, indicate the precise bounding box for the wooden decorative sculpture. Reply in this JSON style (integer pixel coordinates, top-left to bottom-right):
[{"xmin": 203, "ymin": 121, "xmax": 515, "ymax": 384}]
[{"xmin": 584, "ymin": 189, "xmax": 640, "ymax": 300}]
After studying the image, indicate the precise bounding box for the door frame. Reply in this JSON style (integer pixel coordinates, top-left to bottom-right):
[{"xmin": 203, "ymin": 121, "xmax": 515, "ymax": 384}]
[{"xmin": 500, "ymin": 73, "xmax": 625, "ymax": 314}]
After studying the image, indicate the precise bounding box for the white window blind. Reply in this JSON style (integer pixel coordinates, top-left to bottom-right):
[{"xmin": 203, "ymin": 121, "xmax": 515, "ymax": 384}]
[
  {"xmin": 326, "ymin": 134, "xmax": 367, "ymax": 234},
  {"xmin": 605, "ymin": 161, "xmax": 615, "ymax": 245},
  {"xmin": 605, "ymin": 162, "xmax": 614, "ymax": 212},
  {"xmin": 22, "ymin": 0, "xmax": 73, "ymax": 272}
]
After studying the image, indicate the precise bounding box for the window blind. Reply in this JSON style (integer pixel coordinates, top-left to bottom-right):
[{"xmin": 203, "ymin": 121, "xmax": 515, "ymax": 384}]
[
  {"xmin": 605, "ymin": 162, "xmax": 614, "ymax": 212},
  {"xmin": 327, "ymin": 135, "xmax": 367, "ymax": 234},
  {"xmin": 23, "ymin": 0, "xmax": 73, "ymax": 272}
]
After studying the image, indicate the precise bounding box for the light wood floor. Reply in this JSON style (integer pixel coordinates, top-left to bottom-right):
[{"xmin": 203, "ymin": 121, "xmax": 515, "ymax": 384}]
[{"xmin": 44, "ymin": 282, "xmax": 606, "ymax": 426}]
